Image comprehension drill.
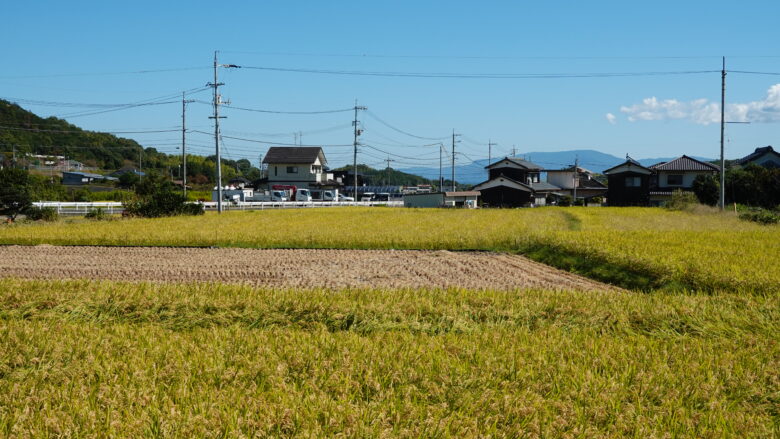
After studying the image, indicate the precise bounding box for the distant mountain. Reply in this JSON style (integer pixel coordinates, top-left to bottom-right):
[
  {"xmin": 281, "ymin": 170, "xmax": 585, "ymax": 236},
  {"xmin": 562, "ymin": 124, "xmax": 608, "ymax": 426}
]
[{"xmin": 399, "ymin": 149, "xmax": 716, "ymax": 185}]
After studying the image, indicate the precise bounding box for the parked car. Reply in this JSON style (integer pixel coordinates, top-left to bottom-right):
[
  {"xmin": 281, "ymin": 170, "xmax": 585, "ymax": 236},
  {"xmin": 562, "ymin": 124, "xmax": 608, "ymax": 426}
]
[
  {"xmin": 360, "ymin": 192, "xmax": 375, "ymax": 202},
  {"xmin": 338, "ymin": 194, "xmax": 354, "ymax": 202},
  {"xmin": 372, "ymin": 193, "xmax": 391, "ymax": 201}
]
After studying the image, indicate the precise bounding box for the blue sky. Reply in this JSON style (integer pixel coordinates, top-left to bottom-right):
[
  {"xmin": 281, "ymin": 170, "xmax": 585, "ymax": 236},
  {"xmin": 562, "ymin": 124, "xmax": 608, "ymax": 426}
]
[{"xmin": 2, "ymin": 0, "xmax": 780, "ymax": 173}]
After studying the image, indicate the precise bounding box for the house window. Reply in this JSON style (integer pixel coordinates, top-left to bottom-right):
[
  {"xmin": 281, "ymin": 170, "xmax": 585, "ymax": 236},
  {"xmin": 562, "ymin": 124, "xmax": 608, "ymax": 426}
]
[
  {"xmin": 286, "ymin": 166, "xmax": 298, "ymax": 174},
  {"xmin": 667, "ymin": 174, "xmax": 683, "ymax": 186},
  {"xmin": 625, "ymin": 176, "xmax": 641, "ymax": 187},
  {"xmin": 274, "ymin": 166, "xmax": 278, "ymax": 176}
]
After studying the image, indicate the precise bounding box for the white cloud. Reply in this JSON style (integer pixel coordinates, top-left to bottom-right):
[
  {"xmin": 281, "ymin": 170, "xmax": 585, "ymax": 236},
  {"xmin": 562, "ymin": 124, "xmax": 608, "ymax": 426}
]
[
  {"xmin": 605, "ymin": 113, "xmax": 617, "ymax": 124},
  {"xmin": 618, "ymin": 83, "xmax": 780, "ymax": 125}
]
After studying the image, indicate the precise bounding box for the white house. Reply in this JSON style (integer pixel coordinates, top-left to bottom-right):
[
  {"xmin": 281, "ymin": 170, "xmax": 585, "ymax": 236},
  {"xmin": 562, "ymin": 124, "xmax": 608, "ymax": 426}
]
[{"xmin": 262, "ymin": 147, "xmax": 336, "ymax": 188}]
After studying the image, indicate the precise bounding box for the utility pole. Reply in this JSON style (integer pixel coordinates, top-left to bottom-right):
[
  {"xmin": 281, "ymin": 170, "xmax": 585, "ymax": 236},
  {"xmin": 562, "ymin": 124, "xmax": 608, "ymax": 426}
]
[
  {"xmin": 451, "ymin": 130, "xmax": 460, "ymax": 192},
  {"xmin": 439, "ymin": 143, "xmax": 443, "ymax": 191},
  {"xmin": 384, "ymin": 156, "xmax": 394, "ymax": 185},
  {"xmin": 488, "ymin": 139, "xmax": 495, "ymax": 164},
  {"xmin": 573, "ymin": 155, "xmax": 579, "ymax": 204},
  {"xmin": 139, "ymin": 149, "xmax": 142, "ymax": 180},
  {"xmin": 719, "ymin": 56, "xmax": 726, "ymax": 211},
  {"xmin": 511, "ymin": 145, "xmax": 517, "ymax": 158},
  {"xmin": 181, "ymin": 92, "xmax": 194, "ymax": 198},
  {"xmin": 207, "ymin": 51, "xmax": 240, "ymax": 213},
  {"xmin": 352, "ymin": 101, "xmax": 367, "ymax": 201}
]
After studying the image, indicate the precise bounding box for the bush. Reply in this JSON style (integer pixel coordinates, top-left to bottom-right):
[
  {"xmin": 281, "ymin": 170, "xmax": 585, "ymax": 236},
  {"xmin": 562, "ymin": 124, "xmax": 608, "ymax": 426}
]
[
  {"xmin": 664, "ymin": 190, "xmax": 699, "ymax": 211},
  {"xmin": 25, "ymin": 206, "xmax": 59, "ymax": 222},
  {"xmin": 85, "ymin": 207, "xmax": 109, "ymax": 221},
  {"xmin": 558, "ymin": 196, "xmax": 572, "ymax": 207},
  {"xmin": 124, "ymin": 175, "xmax": 204, "ymax": 218},
  {"xmin": 739, "ymin": 208, "xmax": 780, "ymax": 225}
]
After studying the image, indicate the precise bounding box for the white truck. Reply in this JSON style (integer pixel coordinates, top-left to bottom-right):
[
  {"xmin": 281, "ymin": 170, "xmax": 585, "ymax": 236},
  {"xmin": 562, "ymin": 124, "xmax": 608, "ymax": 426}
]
[
  {"xmin": 249, "ymin": 190, "xmax": 288, "ymax": 202},
  {"xmin": 295, "ymin": 189, "xmax": 312, "ymax": 202}
]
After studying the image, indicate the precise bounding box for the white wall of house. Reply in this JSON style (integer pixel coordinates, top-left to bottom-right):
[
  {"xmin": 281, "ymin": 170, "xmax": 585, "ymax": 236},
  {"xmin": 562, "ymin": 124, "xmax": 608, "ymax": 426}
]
[
  {"xmin": 547, "ymin": 171, "xmax": 576, "ymax": 189},
  {"xmin": 269, "ymin": 156, "xmax": 324, "ymax": 184},
  {"xmin": 657, "ymin": 171, "xmax": 713, "ymax": 188}
]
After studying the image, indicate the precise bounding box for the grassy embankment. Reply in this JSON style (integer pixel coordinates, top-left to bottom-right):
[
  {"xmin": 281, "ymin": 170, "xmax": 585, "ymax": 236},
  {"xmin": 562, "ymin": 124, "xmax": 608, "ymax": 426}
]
[
  {"xmin": 1, "ymin": 279, "xmax": 778, "ymax": 437},
  {"xmin": 1, "ymin": 207, "xmax": 777, "ymax": 293}
]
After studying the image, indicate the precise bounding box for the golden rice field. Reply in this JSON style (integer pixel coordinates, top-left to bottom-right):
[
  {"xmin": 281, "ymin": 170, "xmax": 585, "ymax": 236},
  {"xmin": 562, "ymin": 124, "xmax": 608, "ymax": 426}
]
[
  {"xmin": 0, "ymin": 207, "xmax": 777, "ymax": 293},
  {"xmin": 1, "ymin": 207, "xmax": 779, "ymax": 437},
  {"xmin": 1, "ymin": 279, "xmax": 778, "ymax": 437}
]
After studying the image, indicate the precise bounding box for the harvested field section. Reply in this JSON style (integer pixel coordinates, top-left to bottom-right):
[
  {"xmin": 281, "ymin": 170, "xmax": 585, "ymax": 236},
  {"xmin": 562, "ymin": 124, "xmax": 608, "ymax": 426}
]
[{"xmin": 0, "ymin": 245, "xmax": 616, "ymax": 291}]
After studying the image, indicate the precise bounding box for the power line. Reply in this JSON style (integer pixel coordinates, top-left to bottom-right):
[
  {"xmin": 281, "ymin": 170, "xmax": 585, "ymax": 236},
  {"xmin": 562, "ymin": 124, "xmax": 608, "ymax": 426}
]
[
  {"xmin": 730, "ymin": 70, "xmax": 780, "ymax": 76},
  {"xmin": 0, "ymin": 66, "xmax": 210, "ymax": 80},
  {"xmin": 196, "ymin": 100, "xmax": 353, "ymax": 115},
  {"xmin": 189, "ymin": 129, "xmax": 353, "ymax": 147},
  {"xmin": 240, "ymin": 65, "xmax": 720, "ymax": 79},
  {"xmin": 364, "ymin": 111, "xmax": 449, "ymax": 140},
  {"xmin": 223, "ymin": 50, "xmax": 741, "ymax": 61},
  {"xmin": 0, "ymin": 125, "xmax": 180, "ymax": 134}
]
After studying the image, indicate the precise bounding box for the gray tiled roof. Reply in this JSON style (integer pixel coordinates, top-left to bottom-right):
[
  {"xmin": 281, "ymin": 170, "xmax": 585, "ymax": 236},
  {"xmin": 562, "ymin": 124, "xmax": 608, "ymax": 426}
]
[
  {"xmin": 530, "ymin": 182, "xmax": 561, "ymax": 191},
  {"xmin": 736, "ymin": 145, "xmax": 778, "ymax": 165},
  {"xmin": 485, "ymin": 157, "xmax": 543, "ymax": 170},
  {"xmin": 262, "ymin": 147, "xmax": 325, "ymax": 165},
  {"xmin": 649, "ymin": 155, "xmax": 720, "ymax": 172}
]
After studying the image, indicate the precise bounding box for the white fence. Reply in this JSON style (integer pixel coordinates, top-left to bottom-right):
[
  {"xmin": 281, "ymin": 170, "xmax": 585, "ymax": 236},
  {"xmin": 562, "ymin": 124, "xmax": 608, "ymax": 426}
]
[
  {"xmin": 31, "ymin": 200, "xmax": 402, "ymax": 215},
  {"xmin": 33, "ymin": 202, "xmax": 124, "ymax": 215},
  {"xmin": 201, "ymin": 200, "xmax": 403, "ymax": 210}
]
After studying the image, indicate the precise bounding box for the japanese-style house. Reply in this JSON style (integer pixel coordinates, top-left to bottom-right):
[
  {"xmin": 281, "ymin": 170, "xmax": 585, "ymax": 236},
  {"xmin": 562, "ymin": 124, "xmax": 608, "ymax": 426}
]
[
  {"xmin": 735, "ymin": 145, "xmax": 780, "ymax": 168},
  {"xmin": 647, "ymin": 155, "xmax": 720, "ymax": 203},
  {"xmin": 545, "ymin": 165, "xmax": 608, "ymax": 201},
  {"xmin": 603, "ymin": 157, "xmax": 653, "ymax": 206},
  {"xmin": 472, "ymin": 157, "xmax": 551, "ymax": 207}
]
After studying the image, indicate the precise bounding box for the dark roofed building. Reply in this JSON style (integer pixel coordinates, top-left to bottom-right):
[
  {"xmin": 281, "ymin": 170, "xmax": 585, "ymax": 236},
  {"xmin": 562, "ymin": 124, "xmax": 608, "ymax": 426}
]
[
  {"xmin": 736, "ymin": 145, "xmax": 780, "ymax": 168},
  {"xmin": 648, "ymin": 155, "xmax": 720, "ymax": 173},
  {"xmin": 471, "ymin": 157, "xmax": 549, "ymax": 207},
  {"xmin": 62, "ymin": 171, "xmax": 118, "ymax": 185},
  {"xmin": 262, "ymin": 147, "xmax": 326, "ymax": 165},
  {"xmin": 603, "ymin": 157, "xmax": 653, "ymax": 206},
  {"xmin": 261, "ymin": 146, "xmax": 337, "ymax": 189},
  {"xmin": 648, "ymin": 155, "xmax": 719, "ymax": 201}
]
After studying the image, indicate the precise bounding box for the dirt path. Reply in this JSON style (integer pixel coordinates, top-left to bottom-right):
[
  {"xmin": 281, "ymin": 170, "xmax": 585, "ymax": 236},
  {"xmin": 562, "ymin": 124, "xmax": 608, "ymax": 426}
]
[{"xmin": 0, "ymin": 245, "xmax": 618, "ymax": 291}]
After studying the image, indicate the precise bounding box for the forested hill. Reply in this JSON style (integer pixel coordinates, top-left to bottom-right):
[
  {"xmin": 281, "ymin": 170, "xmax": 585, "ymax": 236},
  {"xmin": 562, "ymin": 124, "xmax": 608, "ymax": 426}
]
[
  {"xmin": 0, "ymin": 99, "xmax": 143, "ymax": 169},
  {"xmin": 0, "ymin": 99, "xmax": 266, "ymax": 183}
]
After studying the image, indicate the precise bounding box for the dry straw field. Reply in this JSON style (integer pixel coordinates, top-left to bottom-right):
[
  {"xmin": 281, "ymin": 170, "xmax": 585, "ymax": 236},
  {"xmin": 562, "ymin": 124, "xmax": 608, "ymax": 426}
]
[{"xmin": 0, "ymin": 207, "xmax": 778, "ymax": 437}]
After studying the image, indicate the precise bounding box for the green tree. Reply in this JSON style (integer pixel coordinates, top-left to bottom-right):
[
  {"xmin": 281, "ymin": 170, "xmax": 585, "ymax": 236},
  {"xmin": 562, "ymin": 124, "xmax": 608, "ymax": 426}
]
[
  {"xmin": 692, "ymin": 175, "xmax": 719, "ymax": 206},
  {"xmin": 124, "ymin": 173, "xmax": 203, "ymax": 218},
  {"xmin": 0, "ymin": 168, "xmax": 32, "ymax": 221}
]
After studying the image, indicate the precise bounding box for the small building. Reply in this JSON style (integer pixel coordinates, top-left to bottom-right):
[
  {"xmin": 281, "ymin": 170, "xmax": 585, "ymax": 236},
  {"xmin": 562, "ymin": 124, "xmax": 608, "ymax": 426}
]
[
  {"xmin": 62, "ymin": 171, "xmax": 117, "ymax": 185},
  {"xmin": 262, "ymin": 147, "xmax": 338, "ymax": 189},
  {"xmin": 603, "ymin": 157, "xmax": 653, "ymax": 206},
  {"xmin": 228, "ymin": 176, "xmax": 251, "ymax": 188},
  {"xmin": 472, "ymin": 157, "xmax": 545, "ymax": 207},
  {"xmin": 110, "ymin": 168, "xmax": 146, "ymax": 178},
  {"xmin": 647, "ymin": 155, "xmax": 720, "ymax": 203},
  {"xmin": 545, "ymin": 165, "xmax": 608, "ymax": 201},
  {"xmin": 404, "ymin": 191, "xmax": 480, "ymax": 208},
  {"xmin": 735, "ymin": 145, "xmax": 780, "ymax": 168}
]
